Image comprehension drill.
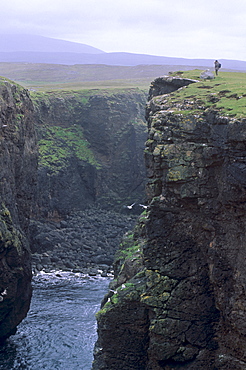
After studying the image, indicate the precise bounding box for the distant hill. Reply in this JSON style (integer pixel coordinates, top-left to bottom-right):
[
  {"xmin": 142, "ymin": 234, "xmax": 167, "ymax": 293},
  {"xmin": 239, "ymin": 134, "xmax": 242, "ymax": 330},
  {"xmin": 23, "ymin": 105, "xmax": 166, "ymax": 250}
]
[
  {"xmin": 0, "ymin": 34, "xmax": 246, "ymax": 72},
  {"xmin": 0, "ymin": 34, "xmax": 104, "ymax": 54}
]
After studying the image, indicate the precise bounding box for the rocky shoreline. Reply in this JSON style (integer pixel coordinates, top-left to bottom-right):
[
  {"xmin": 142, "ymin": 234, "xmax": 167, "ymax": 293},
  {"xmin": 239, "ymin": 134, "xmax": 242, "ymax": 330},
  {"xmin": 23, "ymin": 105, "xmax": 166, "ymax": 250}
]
[{"xmin": 30, "ymin": 207, "xmax": 138, "ymax": 277}]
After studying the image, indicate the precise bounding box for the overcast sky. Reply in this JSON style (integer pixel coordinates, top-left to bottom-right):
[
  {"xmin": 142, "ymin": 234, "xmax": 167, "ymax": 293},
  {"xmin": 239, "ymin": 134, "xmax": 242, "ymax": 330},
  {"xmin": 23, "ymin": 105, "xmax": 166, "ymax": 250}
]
[{"xmin": 0, "ymin": 0, "xmax": 246, "ymax": 61}]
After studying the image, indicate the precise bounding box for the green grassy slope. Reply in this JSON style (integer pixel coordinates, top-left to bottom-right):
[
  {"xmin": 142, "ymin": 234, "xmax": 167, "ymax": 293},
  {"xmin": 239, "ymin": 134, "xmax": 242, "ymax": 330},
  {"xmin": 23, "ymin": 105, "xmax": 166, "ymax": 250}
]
[{"xmin": 167, "ymin": 70, "xmax": 246, "ymax": 118}]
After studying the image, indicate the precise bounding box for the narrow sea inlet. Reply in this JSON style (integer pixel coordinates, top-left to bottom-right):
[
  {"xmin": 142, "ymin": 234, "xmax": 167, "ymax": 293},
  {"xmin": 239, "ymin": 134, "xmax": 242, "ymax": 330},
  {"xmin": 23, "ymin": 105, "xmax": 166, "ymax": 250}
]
[{"xmin": 0, "ymin": 272, "xmax": 110, "ymax": 370}]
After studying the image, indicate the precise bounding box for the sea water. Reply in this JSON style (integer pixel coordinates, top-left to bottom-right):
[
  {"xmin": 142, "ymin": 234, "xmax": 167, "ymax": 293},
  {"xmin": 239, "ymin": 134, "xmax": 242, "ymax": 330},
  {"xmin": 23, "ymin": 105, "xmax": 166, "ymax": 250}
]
[{"xmin": 0, "ymin": 272, "xmax": 111, "ymax": 370}]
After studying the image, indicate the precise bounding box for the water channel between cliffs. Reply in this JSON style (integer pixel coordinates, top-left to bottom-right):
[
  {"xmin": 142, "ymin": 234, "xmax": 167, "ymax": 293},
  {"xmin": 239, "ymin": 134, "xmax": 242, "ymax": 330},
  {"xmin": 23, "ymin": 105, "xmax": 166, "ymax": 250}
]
[{"xmin": 0, "ymin": 272, "xmax": 111, "ymax": 370}]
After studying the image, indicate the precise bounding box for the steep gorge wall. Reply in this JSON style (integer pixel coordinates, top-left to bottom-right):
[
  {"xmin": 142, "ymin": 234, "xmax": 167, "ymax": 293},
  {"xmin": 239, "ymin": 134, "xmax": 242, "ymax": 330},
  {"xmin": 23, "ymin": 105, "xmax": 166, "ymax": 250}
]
[
  {"xmin": 93, "ymin": 77, "xmax": 246, "ymax": 369},
  {"xmin": 32, "ymin": 89, "xmax": 147, "ymax": 219},
  {"xmin": 0, "ymin": 78, "xmax": 37, "ymax": 342},
  {"xmin": 0, "ymin": 81, "xmax": 148, "ymax": 339}
]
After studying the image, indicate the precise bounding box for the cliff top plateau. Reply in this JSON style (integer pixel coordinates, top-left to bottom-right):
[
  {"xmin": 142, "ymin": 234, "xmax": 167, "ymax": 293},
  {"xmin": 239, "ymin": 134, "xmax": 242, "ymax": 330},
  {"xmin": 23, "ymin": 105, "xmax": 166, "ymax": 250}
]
[
  {"xmin": 0, "ymin": 63, "xmax": 242, "ymax": 92},
  {"xmin": 149, "ymin": 69, "xmax": 246, "ymax": 118}
]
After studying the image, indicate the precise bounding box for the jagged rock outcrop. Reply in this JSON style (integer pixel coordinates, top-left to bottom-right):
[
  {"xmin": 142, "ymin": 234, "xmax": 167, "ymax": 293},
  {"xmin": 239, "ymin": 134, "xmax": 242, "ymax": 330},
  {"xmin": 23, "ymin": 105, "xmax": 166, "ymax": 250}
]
[
  {"xmin": 0, "ymin": 78, "xmax": 37, "ymax": 342},
  {"xmin": 32, "ymin": 89, "xmax": 147, "ymax": 219},
  {"xmin": 93, "ymin": 77, "xmax": 246, "ymax": 369}
]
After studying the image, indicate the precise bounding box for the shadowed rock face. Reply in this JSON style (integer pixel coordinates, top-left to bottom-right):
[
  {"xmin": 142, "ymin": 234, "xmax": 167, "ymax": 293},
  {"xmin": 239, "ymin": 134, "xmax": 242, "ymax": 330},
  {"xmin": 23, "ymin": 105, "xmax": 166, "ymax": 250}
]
[
  {"xmin": 33, "ymin": 90, "xmax": 147, "ymax": 218},
  {"xmin": 93, "ymin": 77, "xmax": 246, "ymax": 369},
  {"xmin": 0, "ymin": 80, "xmax": 37, "ymax": 342}
]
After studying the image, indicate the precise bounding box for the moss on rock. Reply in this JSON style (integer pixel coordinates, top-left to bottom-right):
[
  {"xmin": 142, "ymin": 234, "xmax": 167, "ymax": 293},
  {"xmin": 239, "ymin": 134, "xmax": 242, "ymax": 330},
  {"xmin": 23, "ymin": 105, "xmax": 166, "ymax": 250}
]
[{"xmin": 38, "ymin": 125, "xmax": 100, "ymax": 174}]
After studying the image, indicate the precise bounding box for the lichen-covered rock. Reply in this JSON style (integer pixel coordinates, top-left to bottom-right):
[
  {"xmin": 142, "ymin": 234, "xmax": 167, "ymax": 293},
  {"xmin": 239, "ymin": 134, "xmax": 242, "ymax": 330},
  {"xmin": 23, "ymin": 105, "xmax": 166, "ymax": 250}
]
[
  {"xmin": 0, "ymin": 78, "xmax": 37, "ymax": 342},
  {"xmin": 93, "ymin": 77, "xmax": 246, "ymax": 369}
]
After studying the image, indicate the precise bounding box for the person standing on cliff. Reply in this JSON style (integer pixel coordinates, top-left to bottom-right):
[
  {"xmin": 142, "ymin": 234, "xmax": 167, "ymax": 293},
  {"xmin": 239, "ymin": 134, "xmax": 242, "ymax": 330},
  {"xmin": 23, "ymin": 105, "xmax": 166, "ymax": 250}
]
[{"xmin": 214, "ymin": 60, "xmax": 221, "ymax": 76}]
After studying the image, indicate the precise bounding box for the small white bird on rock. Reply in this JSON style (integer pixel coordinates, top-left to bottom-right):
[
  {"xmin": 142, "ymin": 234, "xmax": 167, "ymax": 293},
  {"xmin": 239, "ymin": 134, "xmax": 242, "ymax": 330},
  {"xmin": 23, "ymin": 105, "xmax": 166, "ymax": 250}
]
[
  {"xmin": 124, "ymin": 202, "xmax": 135, "ymax": 209},
  {"xmin": 139, "ymin": 204, "xmax": 148, "ymax": 209}
]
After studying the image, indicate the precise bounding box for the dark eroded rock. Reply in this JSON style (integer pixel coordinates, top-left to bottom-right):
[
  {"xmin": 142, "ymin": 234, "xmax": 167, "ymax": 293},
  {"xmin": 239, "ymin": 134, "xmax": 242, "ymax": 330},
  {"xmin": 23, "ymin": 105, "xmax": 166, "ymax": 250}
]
[{"xmin": 0, "ymin": 79, "xmax": 37, "ymax": 342}]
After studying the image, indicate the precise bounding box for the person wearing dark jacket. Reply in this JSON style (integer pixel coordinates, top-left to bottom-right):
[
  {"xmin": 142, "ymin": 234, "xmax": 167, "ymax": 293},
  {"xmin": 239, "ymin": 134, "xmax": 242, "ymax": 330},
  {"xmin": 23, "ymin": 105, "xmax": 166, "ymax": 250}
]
[{"xmin": 214, "ymin": 60, "xmax": 221, "ymax": 76}]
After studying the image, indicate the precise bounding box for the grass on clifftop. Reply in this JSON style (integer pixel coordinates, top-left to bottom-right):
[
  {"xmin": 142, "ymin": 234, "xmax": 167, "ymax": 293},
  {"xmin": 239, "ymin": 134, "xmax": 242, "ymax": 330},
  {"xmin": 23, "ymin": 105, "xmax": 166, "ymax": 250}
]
[
  {"xmin": 30, "ymin": 86, "xmax": 147, "ymax": 102},
  {"xmin": 168, "ymin": 70, "xmax": 246, "ymax": 118}
]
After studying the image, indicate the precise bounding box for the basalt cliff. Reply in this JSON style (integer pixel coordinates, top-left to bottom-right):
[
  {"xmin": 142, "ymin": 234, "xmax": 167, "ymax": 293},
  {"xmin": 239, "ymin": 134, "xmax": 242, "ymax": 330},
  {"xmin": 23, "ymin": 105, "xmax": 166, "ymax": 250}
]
[
  {"xmin": 93, "ymin": 76, "xmax": 246, "ymax": 369},
  {"xmin": 0, "ymin": 78, "xmax": 37, "ymax": 342}
]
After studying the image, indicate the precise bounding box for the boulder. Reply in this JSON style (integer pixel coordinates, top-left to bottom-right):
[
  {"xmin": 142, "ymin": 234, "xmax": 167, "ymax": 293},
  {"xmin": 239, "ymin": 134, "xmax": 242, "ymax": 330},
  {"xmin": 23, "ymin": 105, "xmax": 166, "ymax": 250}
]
[{"xmin": 200, "ymin": 69, "xmax": 215, "ymax": 79}]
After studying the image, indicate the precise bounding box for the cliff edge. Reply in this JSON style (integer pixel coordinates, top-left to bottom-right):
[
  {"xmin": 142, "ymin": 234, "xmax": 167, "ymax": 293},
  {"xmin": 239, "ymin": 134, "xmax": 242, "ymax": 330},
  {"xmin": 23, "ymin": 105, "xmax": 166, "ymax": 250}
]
[
  {"xmin": 0, "ymin": 78, "xmax": 37, "ymax": 342},
  {"xmin": 93, "ymin": 74, "xmax": 246, "ymax": 369}
]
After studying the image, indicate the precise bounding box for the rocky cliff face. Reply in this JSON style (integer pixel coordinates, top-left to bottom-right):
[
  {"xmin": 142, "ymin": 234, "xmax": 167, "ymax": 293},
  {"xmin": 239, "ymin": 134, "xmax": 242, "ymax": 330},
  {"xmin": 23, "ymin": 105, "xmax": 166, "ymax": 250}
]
[
  {"xmin": 32, "ymin": 89, "xmax": 147, "ymax": 219},
  {"xmin": 0, "ymin": 78, "xmax": 37, "ymax": 342},
  {"xmin": 93, "ymin": 77, "xmax": 246, "ymax": 369}
]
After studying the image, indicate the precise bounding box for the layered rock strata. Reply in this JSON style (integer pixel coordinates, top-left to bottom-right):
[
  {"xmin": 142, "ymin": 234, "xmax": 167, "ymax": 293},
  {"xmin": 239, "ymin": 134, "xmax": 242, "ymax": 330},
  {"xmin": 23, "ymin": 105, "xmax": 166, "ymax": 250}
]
[
  {"xmin": 93, "ymin": 77, "xmax": 246, "ymax": 369},
  {"xmin": 0, "ymin": 78, "xmax": 37, "ymax": 342}
]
